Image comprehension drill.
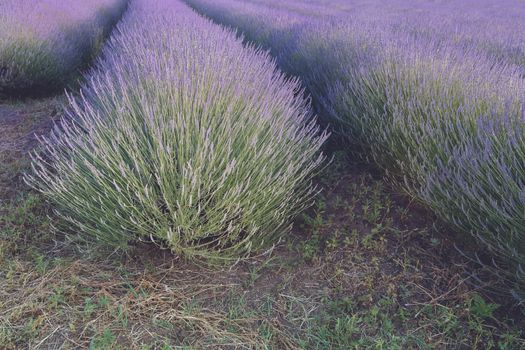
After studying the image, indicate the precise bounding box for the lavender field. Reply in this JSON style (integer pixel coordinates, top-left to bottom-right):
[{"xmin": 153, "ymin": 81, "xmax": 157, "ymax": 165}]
[{"xmin": 1, "ymin": 0, "xmax": 525, "ymax": 348}]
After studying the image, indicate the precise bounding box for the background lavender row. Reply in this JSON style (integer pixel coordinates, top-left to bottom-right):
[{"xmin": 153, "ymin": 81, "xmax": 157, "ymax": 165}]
[
  {"xmin": 0, "ymin": 0, "xmax": 128, "ymax": 96},
  {"xmin": 185, "ymin": 0, "xmax": 525, "ymax": 302},
  {"xmin": 26, "ymin": 0, "xmax": 327, "ymax": 263},
  {"xmin": 239, "ymin": 0, "xmax": 525, "ymax": 72}
]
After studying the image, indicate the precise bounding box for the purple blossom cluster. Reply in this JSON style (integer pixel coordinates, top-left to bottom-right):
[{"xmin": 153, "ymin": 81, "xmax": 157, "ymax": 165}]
[
  {"xmin": 26, "ymin": 0, "xmax": 327, "ymax": 262},
  {"xmin": 0, "ymin": 0, "xmax": 127, "ymax": 96},
  {"xmin": 186, "ymin": 0, "xmax": 525, "ymax": 300}
]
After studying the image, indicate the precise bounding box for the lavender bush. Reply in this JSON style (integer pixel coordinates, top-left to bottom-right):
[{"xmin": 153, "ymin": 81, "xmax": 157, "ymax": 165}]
[
  {"xmin": 0, "ymin": 0, "xmax": 127, "ymax": 96},
  {"xmin": 186, "ymin": 0, "xmax": 525, "ymax": 300},
  {"xmin": 26, "ymin": 0, "xmax": 327, "ymax": 262}
]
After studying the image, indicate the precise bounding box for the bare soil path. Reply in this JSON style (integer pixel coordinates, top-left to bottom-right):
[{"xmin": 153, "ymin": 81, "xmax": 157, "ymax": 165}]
[{"xmin": 0, "ymin": 99, "xmax": 61, "ymax": 199}]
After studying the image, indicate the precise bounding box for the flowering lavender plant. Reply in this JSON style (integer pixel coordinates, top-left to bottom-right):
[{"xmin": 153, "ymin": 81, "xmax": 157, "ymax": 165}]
[
  {"xmin": 26, "ymin": 0, "xmax": 328, "ymax": 263},
  {"xmin": 0, "ymin": 0, "xmax": 127, "ymax": 96},
  {"xmin": 186, "ymin": 0, "xmax": 525, "ymax": 300}
]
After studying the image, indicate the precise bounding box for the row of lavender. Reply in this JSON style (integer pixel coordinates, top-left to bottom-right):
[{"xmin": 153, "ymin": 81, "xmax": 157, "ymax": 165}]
[
  {"xmin": 185, "ymin": 0, "xmax": 525, "ymax": 301},
  {"xmin": 0, "ymin": 0, "xmax": 128, "ymax": 96},
  {"xmin": 26, "ymin": 0, "xmax": 327, "ymax": 263},
  {"xmin": 239, "ymin": 0, "xmax": 525, "ymax": 72}
]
